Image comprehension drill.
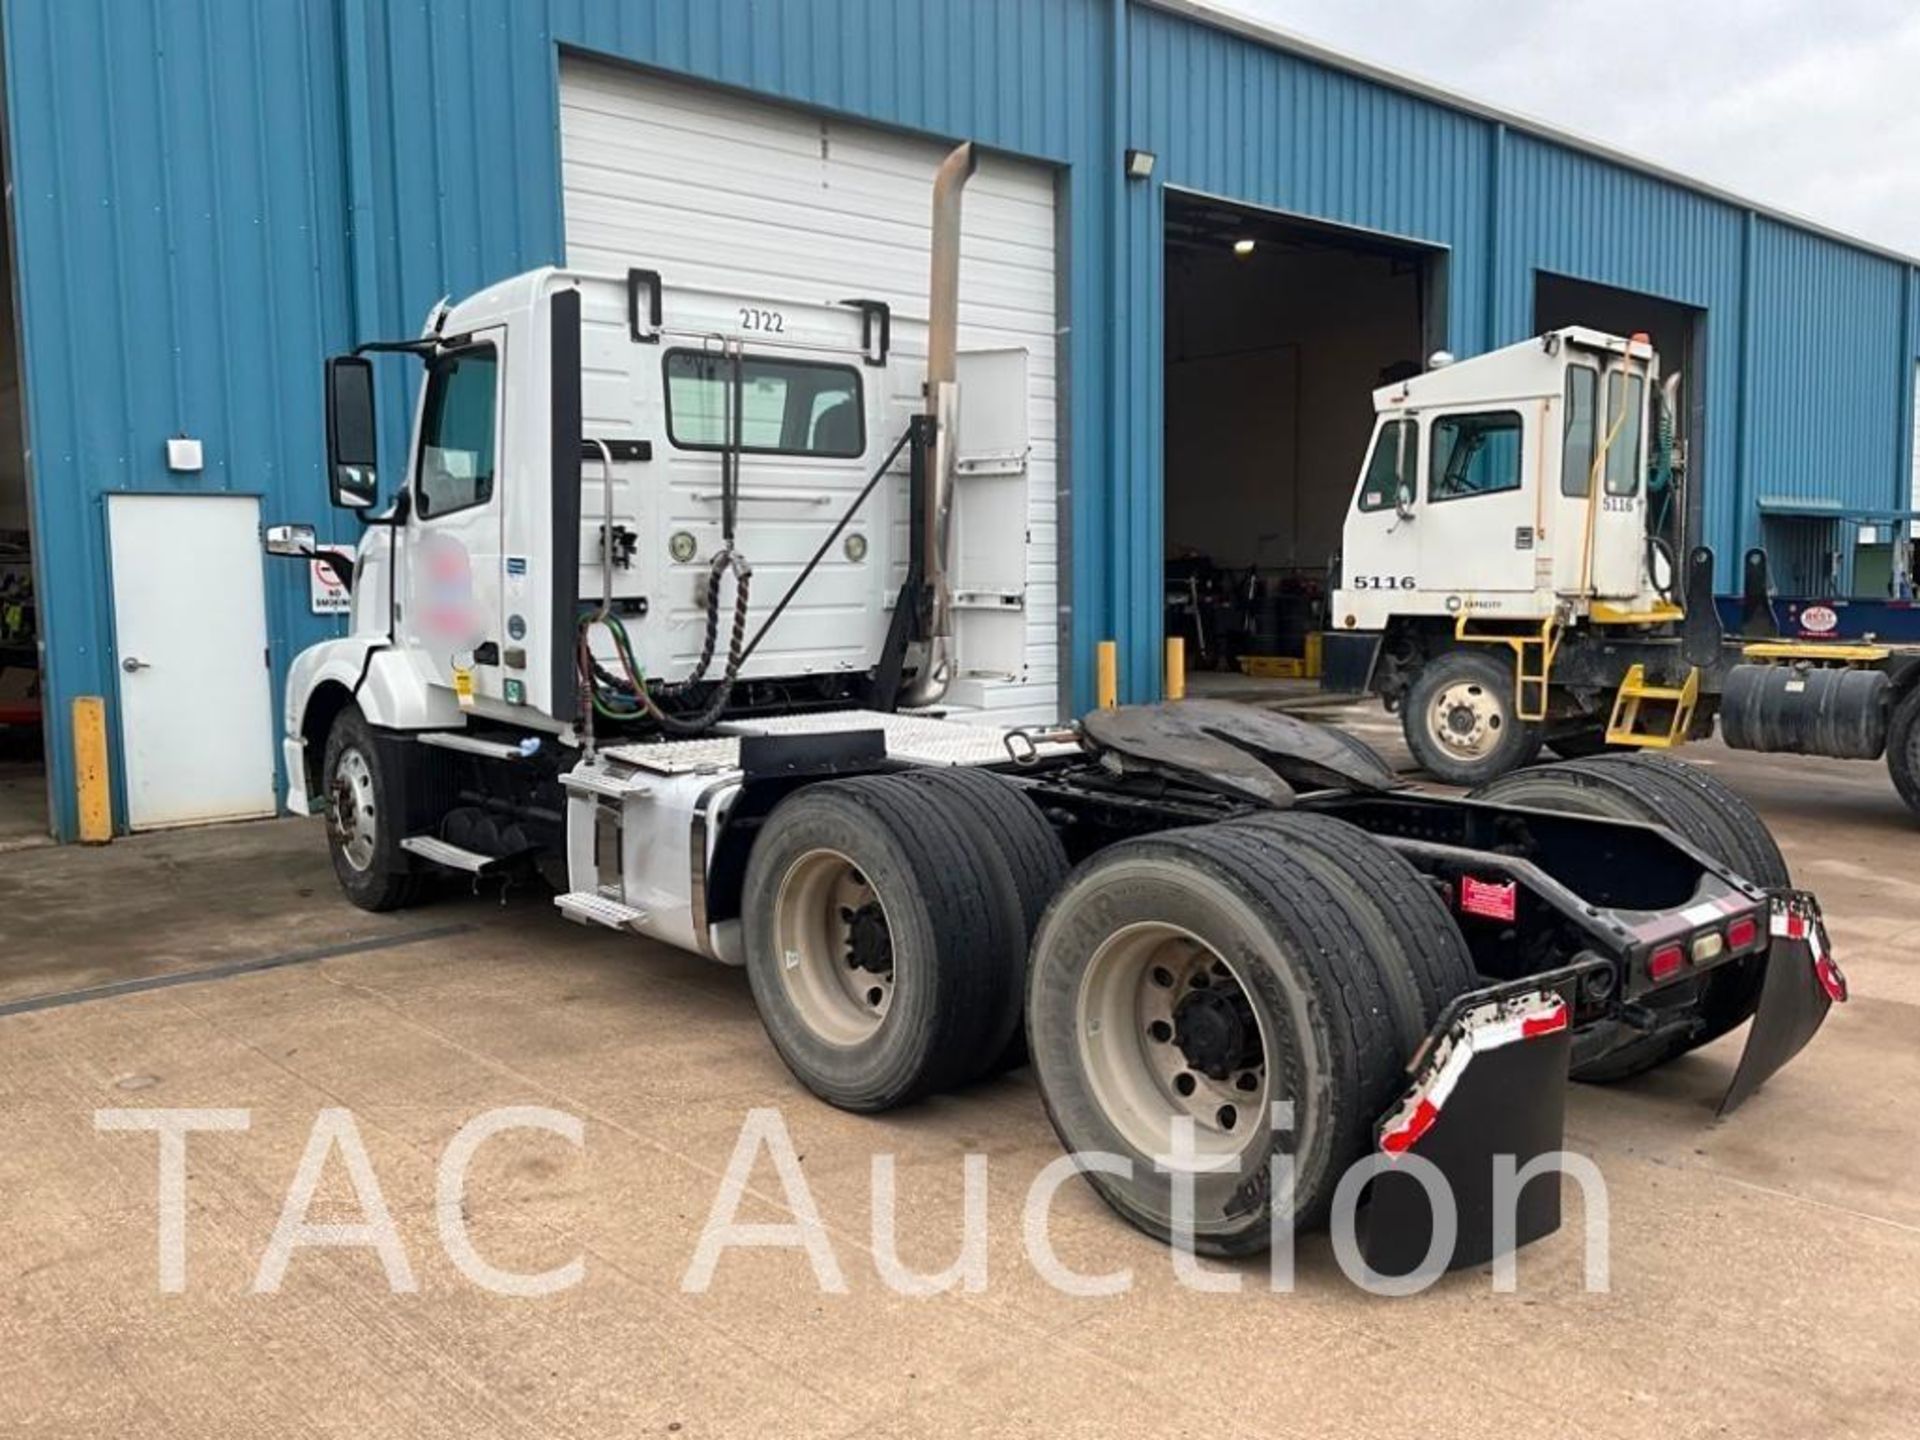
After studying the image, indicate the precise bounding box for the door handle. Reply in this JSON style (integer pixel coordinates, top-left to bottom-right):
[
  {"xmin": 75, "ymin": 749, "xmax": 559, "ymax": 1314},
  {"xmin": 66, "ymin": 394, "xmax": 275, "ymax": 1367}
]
[{"xmin": 121, "ymin": 656, "xmax": 151, "ymax": 673}]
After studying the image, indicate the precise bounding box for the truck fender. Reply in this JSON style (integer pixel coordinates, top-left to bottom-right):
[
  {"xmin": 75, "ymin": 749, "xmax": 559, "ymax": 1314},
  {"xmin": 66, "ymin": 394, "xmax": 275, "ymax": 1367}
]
[{"xmin": 282, "ymin": 640, "xmax": 463, "ymax": 812}]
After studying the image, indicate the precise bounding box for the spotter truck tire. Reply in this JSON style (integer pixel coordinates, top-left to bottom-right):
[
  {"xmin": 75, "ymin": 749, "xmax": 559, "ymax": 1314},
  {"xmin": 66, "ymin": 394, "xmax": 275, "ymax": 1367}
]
[
  {"xmin": 1403, "ymin": 649, "xmax": 1543, "ymax": 786},
  {"xmin": 321, "ymin": 705, "xmax": 423, "ymax": 913},
  {"xmin": 1470, "ymin": 753, "xmax": 1788, "ymax": 1080},
  {"xmin": 1884, "ymin": 683, "xmax": 1920, "ymax": 819},
  {"xmin": 1024, "ymin": 819, "xmax": 1472, "ymax": 1255},
  {"xmin": 892, "ymin": 767, "xmax": 1070, "ymax": 1074},
  {"xmin": 741, "ymin": 775, "xmax": 1026, "ymax": 1112}
]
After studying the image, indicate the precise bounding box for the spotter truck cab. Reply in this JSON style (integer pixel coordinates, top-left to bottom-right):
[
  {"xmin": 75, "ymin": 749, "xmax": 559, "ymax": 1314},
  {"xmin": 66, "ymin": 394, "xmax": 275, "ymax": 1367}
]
[{"xmin": 1331, "ymin": 328, "xmax": 1920, "ymax": 806}]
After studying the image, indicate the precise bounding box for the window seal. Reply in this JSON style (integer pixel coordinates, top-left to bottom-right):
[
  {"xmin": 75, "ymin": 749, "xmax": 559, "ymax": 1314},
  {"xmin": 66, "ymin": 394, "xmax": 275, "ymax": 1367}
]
[
  {"xmin": 661, "ymin": 347, "xmax": 866, "ymax": 459},
  {"xmin": 1425, "ymin": 409, "xmax": 1525, "ymax": 505}
]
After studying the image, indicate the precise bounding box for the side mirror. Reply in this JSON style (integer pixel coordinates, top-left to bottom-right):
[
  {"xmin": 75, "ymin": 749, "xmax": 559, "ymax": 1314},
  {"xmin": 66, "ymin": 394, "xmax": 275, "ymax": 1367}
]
[
  {"xmin": 1395, "ymin": 483, "xmax": 1417, "ymax": 520},
  {"xmin": 325, "ymin": 355, "xmax": 379, "ymax": 510},
  {"xmin": 265, "ymin": 523, "xmax": 317, "ymax": 557}
]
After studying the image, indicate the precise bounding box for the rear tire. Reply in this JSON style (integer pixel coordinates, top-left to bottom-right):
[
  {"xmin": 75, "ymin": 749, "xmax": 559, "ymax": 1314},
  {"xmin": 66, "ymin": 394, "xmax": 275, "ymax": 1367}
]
[
  {"xmin": 1470, "ymin": 753, "xmax": 1787, "ymax": 1078},
  {"xmin": 321, "ymin": 705, "xmax": 422, "ymax": 913},
  {"xmin": 892, "ymin": 768, "xmax": 1068, "ymax": 1074},
  {"xmin": 1403, "ymin": 649, "xmax": 1542, "ymax": 786},
  {"xmin": 741, "ymin": 775, "xmax": 1025, "ymax": 1111},
  {"xmin": 1885, "ymin": 684, "xmax": 1920, "ymax": 818},
  {"xmin": 1025, "ymin": 820, "xmax": 1469, "ymax": 1254}
]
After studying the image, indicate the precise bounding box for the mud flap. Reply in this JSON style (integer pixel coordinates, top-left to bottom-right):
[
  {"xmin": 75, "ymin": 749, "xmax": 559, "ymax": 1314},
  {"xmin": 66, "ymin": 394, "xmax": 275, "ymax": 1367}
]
[
  {"xmin": 1718, "ymin": 890, "xmax": 1845, "ymax": 1117},
  {"xmin": 1361, "ymin": 965, "xmax": 1598, "ymax": 1278}
]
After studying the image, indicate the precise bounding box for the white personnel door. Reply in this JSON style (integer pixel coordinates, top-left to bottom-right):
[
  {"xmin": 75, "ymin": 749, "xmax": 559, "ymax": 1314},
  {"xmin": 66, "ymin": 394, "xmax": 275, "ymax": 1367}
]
[
  {"xmin": 558, "ymin": 58, "xmax": 1061, "ymax": 724},
  {"xmin": 107, "ymin": 494, "xmax": 276, "ymax": 829}
]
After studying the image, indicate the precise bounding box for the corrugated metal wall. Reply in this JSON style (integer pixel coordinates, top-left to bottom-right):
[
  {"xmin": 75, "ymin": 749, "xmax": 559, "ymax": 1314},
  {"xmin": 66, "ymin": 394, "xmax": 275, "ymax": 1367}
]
[{"xmin": 6, "ymin": 0, "xmax": 1918, "ymax": 837}]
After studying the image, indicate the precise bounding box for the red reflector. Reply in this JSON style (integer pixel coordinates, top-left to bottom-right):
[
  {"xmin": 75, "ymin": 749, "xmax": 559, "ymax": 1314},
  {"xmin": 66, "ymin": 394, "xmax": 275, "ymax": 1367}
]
[
  {"xmin": 1816, "ymin": 956, "xmax": 1848, "ymax": 1003},
  {"xmin": 1648, "ymin": 943, "xmax": 1686, "ymax": 982},
  {"xmin": 1460, "ymin": 875, "xmax": 1518, "ymax": 921},
  {"xmin": 1381, "ymin": 1097, "xmax": 1439, "ymax": 1155},
  {"xmin": 1521, "ymin": 1001, "xmax": 1569, "ymax": 1037},
  {"xmin": 1726, "ymin": 915, "xmax": 1759, "ymax": 950}
]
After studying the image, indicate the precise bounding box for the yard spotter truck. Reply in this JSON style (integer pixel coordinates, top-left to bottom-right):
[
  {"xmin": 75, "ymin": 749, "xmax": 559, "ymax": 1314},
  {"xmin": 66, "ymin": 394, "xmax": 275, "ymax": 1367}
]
[
  {"xmin": 270, "ymin": 143, "xmax": 1841, "ymax": 1277},
  {"xmin": 1328, "ymin": 325, "xmax": 1920, "ymax": 814}
]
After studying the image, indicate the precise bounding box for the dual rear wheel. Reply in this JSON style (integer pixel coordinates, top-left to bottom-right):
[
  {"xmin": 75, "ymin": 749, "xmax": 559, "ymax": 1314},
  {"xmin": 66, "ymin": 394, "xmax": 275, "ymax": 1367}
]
[{"xmin": 743, "ymin": 765, "xmax": 1476, "ymax": 1254}]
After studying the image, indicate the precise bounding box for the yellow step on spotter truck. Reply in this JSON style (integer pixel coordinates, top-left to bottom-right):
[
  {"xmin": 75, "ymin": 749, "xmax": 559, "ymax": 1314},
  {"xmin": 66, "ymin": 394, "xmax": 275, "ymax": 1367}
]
[{"xmin": 1327, "ymin": 326, "xmax": 1920, "ymax": 806}]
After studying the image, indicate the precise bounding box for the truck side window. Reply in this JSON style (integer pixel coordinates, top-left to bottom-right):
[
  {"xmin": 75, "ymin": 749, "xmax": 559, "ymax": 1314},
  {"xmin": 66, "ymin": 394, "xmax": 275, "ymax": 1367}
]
[
  {"xmin": 1357, "ymin": 419, "xmax": 1416, "ymax": 512},
  {"xmin": 1603, "ymin": 372, "xmax": 1645, "ymax": 496},
  {"xmin": 1428, "ymin": 411, "xmax": 1522, "ymax": 502},
  {"xmin": 1562, "ymin": 366, "xmax": 1597, "ymax": 497},
  {"xmin": 664, "ymin": 350, "xmax": 865, "ymax": 458},
  {"xmin": 415, "ymin": 346, "xmax": 498, "ymax": 520}
]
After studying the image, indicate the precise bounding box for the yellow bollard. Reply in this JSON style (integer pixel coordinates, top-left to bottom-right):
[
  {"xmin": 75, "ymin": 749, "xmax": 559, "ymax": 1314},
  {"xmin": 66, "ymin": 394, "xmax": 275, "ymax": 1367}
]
[
  {"xmin": 1165, "ymin": 636, "xmax": 1186, "ymax": 701},
  {"xmin": 73, "ymin": 696, "xmax": 113, "ymax": 843},
  {"xmin": 1096, "ymin": 640, "xmax": 1118, "ymax": 710}
]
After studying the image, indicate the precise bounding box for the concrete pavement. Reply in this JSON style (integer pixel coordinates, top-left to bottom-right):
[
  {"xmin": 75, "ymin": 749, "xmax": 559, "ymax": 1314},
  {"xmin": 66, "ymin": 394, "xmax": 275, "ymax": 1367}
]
[{"xmin": 2, "ymin": 727, "xmax": 1916, "ymax": 1438}]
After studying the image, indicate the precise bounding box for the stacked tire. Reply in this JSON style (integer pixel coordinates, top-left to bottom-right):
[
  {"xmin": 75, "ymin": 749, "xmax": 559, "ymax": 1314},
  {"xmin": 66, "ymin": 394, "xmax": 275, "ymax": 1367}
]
[{"xmin": 1469, "ymin": 751, "xmax": 1788, "ymax": 1080}]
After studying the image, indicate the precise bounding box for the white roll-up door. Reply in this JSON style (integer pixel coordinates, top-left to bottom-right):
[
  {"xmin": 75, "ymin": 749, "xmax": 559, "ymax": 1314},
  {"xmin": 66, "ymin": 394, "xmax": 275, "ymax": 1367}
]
[{"xmin": 558, "ymin": 58, "xmax": 1061, "ymax": 723}]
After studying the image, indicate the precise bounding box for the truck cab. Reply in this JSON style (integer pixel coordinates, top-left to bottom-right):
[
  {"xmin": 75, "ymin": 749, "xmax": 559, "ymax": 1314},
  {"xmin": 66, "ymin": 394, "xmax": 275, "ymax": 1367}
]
[{"xmin": 1333, "ymin": 326, "xmax": 1662, "ymax": 634}]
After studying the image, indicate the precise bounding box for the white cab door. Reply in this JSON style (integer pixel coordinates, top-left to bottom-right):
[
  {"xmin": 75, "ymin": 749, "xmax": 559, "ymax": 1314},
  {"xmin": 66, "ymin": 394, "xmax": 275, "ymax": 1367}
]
[
  {"xmin": 1415, "ymin": 405, "xmax": 1539, "ymax": 597},
  {"xmin": 107, "ymin": 493, "xmax": 276, "ymax": 829}
]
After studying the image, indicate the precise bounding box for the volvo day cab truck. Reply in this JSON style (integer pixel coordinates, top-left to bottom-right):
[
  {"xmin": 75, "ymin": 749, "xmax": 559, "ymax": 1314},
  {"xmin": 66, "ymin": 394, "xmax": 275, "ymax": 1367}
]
[
  {"xmin": 1328, "ymin": 327, "xmax": 1920, "ymax": 810},
  {"xmin": 270, "ymin": 144, "xmax": 1840, "ymax": 1275}
]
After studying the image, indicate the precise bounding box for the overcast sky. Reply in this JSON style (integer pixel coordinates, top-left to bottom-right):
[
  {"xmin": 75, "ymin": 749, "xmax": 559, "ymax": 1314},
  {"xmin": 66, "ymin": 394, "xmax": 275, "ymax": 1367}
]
[{"xmin": 1201, "ymin": 0, "xmax": 1919, "ymax": 256}]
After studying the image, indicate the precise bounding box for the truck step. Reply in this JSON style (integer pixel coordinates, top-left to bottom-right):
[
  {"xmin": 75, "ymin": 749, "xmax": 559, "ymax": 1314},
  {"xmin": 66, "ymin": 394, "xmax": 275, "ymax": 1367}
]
[
  {"xmin": 400, "ymin": 835, "xmax": 505, "ymax": 874},
  {"xmin": 555, "ymin": 890, "xmax": 649, "ymax": 932},
  {"xmin": 561, "ymin": 766, "xmax": 652, "ymax": 800},
  {"xmin": 415, "ymin": 731, "xmax": 534, "ymax": 761}
]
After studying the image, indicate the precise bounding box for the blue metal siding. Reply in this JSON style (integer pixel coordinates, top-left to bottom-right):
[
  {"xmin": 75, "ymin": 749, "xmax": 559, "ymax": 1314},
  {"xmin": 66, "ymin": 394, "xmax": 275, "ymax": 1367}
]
[
  {"xmin": 6, "ymin": 0, "xmax": 1919, "ymax": 838},
  {"xmin": 2, "ymin": 0, "xmax": 357, "ymax": 839}
]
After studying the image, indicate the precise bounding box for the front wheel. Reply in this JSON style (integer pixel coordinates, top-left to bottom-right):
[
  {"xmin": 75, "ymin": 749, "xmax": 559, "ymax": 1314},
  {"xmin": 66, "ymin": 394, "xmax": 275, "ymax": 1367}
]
[
  {"xmin": 320, "ymin": 705, "xmax": 422, "ymax": 912},
  {"xmin": 1402, "ymin": 649, "xmax": 1542, "ymax": 785}
]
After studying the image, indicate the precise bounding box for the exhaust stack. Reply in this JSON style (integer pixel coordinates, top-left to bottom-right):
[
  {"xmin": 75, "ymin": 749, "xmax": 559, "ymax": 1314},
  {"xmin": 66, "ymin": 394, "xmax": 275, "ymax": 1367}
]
[{"xmin": 899, "ymin": 140, "xmax": 976, "ymax": 708}]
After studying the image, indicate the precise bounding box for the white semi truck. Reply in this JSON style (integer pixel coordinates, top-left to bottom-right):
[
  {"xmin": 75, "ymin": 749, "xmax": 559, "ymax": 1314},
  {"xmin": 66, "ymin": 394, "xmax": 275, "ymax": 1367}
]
[
  {"xmin": 1327, "ymin": 327, "xmax": 1920, "ymax": 806},
  {"xmin": 271, "ymin": 144, "xmax": 1841, "ymax": 1274}
]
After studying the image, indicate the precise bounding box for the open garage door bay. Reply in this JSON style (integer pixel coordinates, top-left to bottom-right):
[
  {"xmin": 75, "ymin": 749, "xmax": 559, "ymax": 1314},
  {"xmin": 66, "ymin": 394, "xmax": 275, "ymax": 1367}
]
[{"xmin": 558, "ymin": 59, "xmax": 1061, "ymax": 722}]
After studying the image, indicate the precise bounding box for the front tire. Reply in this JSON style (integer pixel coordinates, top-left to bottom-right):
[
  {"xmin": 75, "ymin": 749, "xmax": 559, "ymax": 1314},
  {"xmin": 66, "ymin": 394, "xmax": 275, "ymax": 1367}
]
[
  {"xmin": 1402, "ymin": 649, "xmax": 1542, "ymax": 785},
  {"xmin": 321, "ymin": 705, "xmax": 422, "ymax": 913}
]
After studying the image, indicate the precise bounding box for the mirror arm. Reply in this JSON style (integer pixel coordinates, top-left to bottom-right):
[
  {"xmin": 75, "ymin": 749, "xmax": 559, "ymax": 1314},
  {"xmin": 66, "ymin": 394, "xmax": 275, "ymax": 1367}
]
[
  {"xmin": 357, "ymin": 488, "xmax": 411, "ymax": 528},
  {"xmin": 313, "ymin": 552, "xmax": 355, "ymax": 593}
]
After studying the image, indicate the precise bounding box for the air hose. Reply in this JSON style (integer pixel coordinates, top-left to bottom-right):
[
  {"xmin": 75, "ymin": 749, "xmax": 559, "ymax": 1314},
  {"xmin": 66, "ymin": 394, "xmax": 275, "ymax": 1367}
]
[{"xmin": 578, "ymin": 339, "xmax": 753, "ymax": 736}]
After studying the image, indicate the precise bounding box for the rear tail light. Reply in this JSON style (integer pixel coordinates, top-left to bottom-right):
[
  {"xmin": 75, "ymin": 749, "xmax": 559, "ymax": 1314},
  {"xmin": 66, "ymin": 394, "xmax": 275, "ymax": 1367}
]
[
  {"xmin": 1726, "ymin": 914, "xmax": 1759, "ymax": 951},
  {"xmin": 1648, "ymin": 943, "xmax": 1686, "ymax": 982},
  {"xmin": 1691, "ymin": 931, "xmax": 1725, "ymax": 964}
]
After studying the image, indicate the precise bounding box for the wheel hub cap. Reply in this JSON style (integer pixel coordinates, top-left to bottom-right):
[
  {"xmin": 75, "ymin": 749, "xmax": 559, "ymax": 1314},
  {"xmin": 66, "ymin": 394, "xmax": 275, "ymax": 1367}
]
[
  {"xmin": 328, "ymin": 747, "xmax": 378, "ymax": 872},
  {"xmin": 1431, "ymin": 680, "xmax": 1502, "ymax": 757},
  {"xmin": 1172, "ymin": 985, "xmax": 1261, "ymax": 1081}
]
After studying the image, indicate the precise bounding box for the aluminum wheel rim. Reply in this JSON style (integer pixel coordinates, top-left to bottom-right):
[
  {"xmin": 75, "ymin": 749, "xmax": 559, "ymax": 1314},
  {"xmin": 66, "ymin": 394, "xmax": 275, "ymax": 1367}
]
[
  {"xmin": 1429, "ymin": 679, "xmax": 1505, "ymax": 758},
  {"xmin": 773, "ymin": 848, "xmax": 893, "ymax": 1046},
  {"xmin": 1076, "ymin": 921, "xmax": 1271, "ymax": 1168},
  {"xmin": 329, "ymin": 747, "xmax": 378, "ymax": 872}
]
